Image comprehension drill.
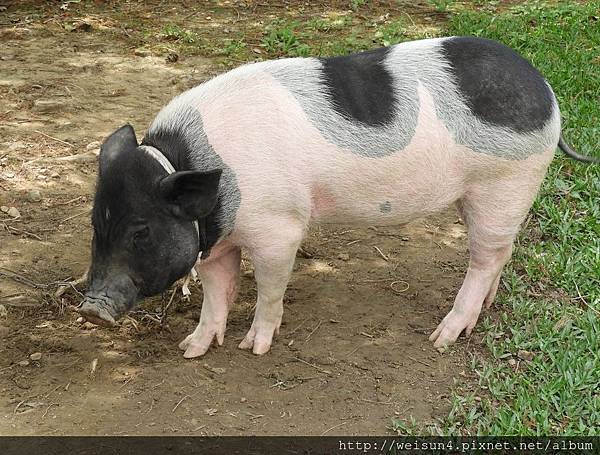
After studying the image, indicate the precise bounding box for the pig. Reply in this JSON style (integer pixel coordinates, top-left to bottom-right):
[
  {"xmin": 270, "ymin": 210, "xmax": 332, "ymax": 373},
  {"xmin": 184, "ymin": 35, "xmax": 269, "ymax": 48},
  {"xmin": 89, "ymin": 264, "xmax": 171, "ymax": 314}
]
[{"xmin": 78, "ymin": 36, "xmax": 599, "ymax": 358}]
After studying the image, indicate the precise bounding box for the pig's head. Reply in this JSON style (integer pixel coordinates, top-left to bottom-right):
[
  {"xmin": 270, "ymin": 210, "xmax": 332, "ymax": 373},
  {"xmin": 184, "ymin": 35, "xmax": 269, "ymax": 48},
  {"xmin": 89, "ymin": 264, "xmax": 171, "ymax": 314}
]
[{"xmin": 78, "ymin": 125, "xmax": 221, "ymax": 326}]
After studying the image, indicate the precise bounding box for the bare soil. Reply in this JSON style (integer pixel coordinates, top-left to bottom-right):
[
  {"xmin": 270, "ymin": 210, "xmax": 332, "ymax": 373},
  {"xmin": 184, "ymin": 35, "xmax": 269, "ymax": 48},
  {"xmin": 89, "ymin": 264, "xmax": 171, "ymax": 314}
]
[{"xmin": 0, "ymin": 1, "xmax": 485, "ymax": 435}]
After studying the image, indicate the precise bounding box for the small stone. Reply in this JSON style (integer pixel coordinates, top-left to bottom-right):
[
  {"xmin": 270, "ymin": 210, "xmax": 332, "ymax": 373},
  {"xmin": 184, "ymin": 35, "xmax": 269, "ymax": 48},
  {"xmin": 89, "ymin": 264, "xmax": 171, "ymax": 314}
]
[
  {"xmin": 0, "ymin": 304, "xmax": 6, "ymax": 317},
  {"xmin": 252, "ymin": 48, "xmax": 262, "ymax": 54},
  {"xmin": 240, "ymin": 397, "xmax": 247, "ymax": 403},
  {"xmin": 76, "ymin": 316, "xmax": 84, "ymax": 323},
  {"xmin": 33, "ymin": 99, "xmax": 64, "ymax": 113},
  {"xmin": 82, "ymin": 322, "xmax": 97, "ymax": 330},
  {"xmin": 0, "ymin": 205, "xmax": 9, "ymax": 213},
  {"xmin": 337, "ymin": 253, "xmax": 350, "ymax": 261},
  {"xmin": 203, "ymin": 363, "xmax": 225, "ymax": 374},
  {"xmin": 0, "ymin": 325, "xmax": 9, "ymax": 338},
  {"xmin": 30, "ymin": 352, "xmax": 42, "ymax": 361},
  {"xmin": 50, "ymin": 172, "xmax": 60, "ymax": 179},
  {"xmin": 242, "ymin": 270, "xmax": 254, "ymax": 278},
  {"xmin": 517, "ymin": 350, "xmax": 534, "ymax": 361},
  {"xmin": 86, "ymin": 141, "xmax": 101, "ymax": 151},
  {"xmin": 4, "ymin": 171, "xmax": 15, "ymax": 178},
  {"xmin": 7, "ymin": 206, "xmax": 20, "ymax": 218},
  {"xmin": 28, "ymin": 189, "xmax": 42, "ymax": 202},
  {"xmin": 507, "ymin": 358, "xmax": 517, "ymax": 366},
  {"xmin": 134, "ymin": 48, "xmax": 151, "ymax": 57},
  {"xmin": 18, "ymin": 360, "xmax": 30, "ymax": 367}
]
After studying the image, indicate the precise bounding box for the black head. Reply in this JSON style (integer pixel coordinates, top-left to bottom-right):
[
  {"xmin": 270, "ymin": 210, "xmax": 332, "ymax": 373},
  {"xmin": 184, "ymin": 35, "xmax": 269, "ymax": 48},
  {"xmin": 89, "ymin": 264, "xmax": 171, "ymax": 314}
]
[{"xmin": 79, "ymin": 124, "xmax": 221, "ymax": 326}]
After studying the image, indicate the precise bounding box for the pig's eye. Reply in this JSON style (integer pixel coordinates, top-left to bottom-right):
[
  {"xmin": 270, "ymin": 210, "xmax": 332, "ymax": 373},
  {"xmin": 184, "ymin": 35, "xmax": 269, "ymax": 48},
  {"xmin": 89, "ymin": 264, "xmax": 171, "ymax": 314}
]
[{"xmin": 133, "ymin": 226, "xmax": 150, "ymax": 243}]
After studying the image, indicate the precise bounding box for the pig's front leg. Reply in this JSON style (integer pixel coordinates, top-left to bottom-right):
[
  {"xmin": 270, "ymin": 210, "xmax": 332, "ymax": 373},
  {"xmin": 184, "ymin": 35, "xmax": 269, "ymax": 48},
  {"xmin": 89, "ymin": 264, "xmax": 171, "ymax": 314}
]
[
  {"xmin": 179, "ymin": 245, "xmax": 241, "ymax": 358},
  {"xmin": 239, "ymin": 222, "xmax": 304, "ymax": 355}
]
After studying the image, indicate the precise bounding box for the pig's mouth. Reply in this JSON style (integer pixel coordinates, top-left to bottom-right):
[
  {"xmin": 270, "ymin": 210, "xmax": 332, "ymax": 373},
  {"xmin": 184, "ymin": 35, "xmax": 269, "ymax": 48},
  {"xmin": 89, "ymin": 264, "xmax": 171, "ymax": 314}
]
[{"xmin": 77, "ymin": 296, "xmax": 120, "ymax": 327}]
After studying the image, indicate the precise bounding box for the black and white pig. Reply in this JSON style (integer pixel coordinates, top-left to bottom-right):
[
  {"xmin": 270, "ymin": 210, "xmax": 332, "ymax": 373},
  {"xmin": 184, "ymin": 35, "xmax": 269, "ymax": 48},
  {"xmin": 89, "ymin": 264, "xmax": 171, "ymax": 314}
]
[{"xmin": 78, "ymin": 36, "xmax": 598, "ymax": 358}]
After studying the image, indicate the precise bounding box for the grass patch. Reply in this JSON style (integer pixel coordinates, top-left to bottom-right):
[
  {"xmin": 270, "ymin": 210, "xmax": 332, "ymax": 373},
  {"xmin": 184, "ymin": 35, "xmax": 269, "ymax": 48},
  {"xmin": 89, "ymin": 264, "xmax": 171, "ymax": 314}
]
[
  {"xmin": 416, "ymin": 0, "xmax": 600, "ymax": 436},
  {"xmin": 261, "ymin": 21, "xmax": 312, "ymax": 57}
]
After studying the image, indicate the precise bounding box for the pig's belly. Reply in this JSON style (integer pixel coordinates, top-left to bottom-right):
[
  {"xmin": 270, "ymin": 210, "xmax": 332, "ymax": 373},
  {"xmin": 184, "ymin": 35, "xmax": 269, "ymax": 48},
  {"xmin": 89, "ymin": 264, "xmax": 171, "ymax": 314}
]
[{"xmin": 308, "ymin": 143, "xmax": 465, "ymax": 226}]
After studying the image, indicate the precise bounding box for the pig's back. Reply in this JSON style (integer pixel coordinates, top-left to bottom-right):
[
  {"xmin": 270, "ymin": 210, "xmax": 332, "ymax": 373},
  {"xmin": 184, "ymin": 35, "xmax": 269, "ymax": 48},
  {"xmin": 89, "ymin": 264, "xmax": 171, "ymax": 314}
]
[{"xmin": 149, "ymin": 37, "xmax": 560, "ymax": 227}]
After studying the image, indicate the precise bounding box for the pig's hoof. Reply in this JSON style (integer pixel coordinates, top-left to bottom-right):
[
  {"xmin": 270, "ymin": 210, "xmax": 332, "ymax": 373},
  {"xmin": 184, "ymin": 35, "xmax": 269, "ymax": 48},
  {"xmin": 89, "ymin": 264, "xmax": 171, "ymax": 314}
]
[
  {"xmin": 178, "ymin": 324, "xmax": 226, "ymax": 358},
  {"xmin": 429, "ymin": 309, "xmax": 478, "ymax": 349},
  {"xmin": 238, "ymin": 325, "xmax": 276, "ymax": 355}
]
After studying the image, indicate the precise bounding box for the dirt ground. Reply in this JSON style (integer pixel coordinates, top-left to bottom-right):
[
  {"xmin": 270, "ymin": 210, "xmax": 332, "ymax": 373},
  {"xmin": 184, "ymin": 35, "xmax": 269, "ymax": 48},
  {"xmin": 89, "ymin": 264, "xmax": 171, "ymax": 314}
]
[{"xmin": 0, "ymin": 1, "xmax": 485, "ymax": 435}]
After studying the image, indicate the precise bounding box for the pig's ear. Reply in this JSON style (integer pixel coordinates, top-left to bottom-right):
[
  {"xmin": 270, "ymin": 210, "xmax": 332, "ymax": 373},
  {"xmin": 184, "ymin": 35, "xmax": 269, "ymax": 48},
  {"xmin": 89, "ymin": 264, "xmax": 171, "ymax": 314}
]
[
  {"xmin": 99, "ymin": 124, "xmax": 138, "ymax": 171},
  {"xmin": 159, "ymin": 169, "xmax": 222, "ymax": 220}
]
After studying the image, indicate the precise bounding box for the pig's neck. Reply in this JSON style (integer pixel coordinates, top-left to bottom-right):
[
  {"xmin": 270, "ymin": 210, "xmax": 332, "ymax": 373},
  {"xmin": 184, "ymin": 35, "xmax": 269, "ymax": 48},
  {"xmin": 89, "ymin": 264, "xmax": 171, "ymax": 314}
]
[
  {"xmin": 141, "ymin": 129, "xmax": 221, "ymax": 257},
  {"xmin": 141, "ymin": 128, "xmax": 196, "ymax": 172}
]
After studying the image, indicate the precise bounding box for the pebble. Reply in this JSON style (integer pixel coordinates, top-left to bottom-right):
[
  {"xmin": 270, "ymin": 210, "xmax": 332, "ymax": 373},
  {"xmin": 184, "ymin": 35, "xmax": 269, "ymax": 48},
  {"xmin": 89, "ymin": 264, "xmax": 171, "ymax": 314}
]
[
  {"xmin": 240, "ymin": 397, "xmax": 247, "ymax": 403},
  {"xmin": 28, "ymin": 189, "xmax": 42, "ymax": 202},
  {"xmin": 517, "ymin": 349, "xmax": 534, "ymax": 361},
  {"xmin": 30, "ymin": 352, "xmax": 42, "ymax": 361},
  {"xmin": 134, "ymin": 48, "xmax": 151, "ymax": 57},
  {"xmin": 7, "ymin": 206, "xmax": 20, "ymax": 218},
  {"xmin": 86, "ymin": 141, "xmax": 101, "ymax": 151},
  {"xmin": 18, "ymin": 360, "xmax": 30, "ymax": 367},
  {"xmin": 82, "ymin": 322, "xmax": 97, "ymax": 330},
  {"xmin": 203, "ymin": 363, "xmax": 226, "ymax": 374},
  {"xmin": 33, "ymin": 99, "xmax": 65, "ymax": 113},
  {"xmin": 337, "ymin": 253, "xmax": 350, "ymax": 261},
  {"xmin": 0, "ymin": 205, "xmax": 8, "ymax": 213},
  {"xmin": 51, "ymin": 172, "xmax": 60, "ymax": 179},
  {"xmin": 4, "ymin": 171, "xmax": 15, "ymax": 178},
  {"xmin": 76, "ymin": 316, "xmax": 84, "ymax": 323},
  {"xmin": 507, "ymin": 358, "xmax": 517, "ymax": 366},
  {"xmin": 0, "ymin": 304, "xmax": 6, "ymax": 317}
]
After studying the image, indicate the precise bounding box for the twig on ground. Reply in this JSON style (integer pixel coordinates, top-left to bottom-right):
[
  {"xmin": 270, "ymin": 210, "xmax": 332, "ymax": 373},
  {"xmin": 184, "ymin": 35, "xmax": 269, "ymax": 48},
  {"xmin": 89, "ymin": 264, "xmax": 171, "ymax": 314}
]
[
  {"xmin": 304, "ymin": 320, "xmax": 322, "ymax": 342},
  {"xmin": 3, "ymin": 224, "xmax": 42, "ymax": 240},
  {"xmin": 40, "ymin": 403, "xmax": 58, "ymax": 419},
  {"xmin": 321, "ymin": 421, "xmax": 348, "ymax": 435},
  {"xmin": 59, "ymin": 210, "xmax": 90, "ymax": 224},
  {"xmin": 359, "ymin": 397, "xmax": 393, "ymax": 405},
  {"xmin": 52, "ymin": 196, "xmax": 83, "ymax": 207},
  {"xmin": 34, "ymin": 130, "xmax": 73, "ymax": 148},
  {"xmin": 407, "ymin": 355, "xmax": 431, "ymax": 368},
  {"xmin": 292, "ymin": 357, "xmax": 332, "ymax": 376},
  {"xmin": 160, "ymin": 287, "xmax": 178, "ymax": 325},
  {"xmin": 373, "ymin": 246, "xmax": 389, "ymax": 261},
  {"xmin": 288, "ymin": 318, "xmax": 308, "ymax": 335}
]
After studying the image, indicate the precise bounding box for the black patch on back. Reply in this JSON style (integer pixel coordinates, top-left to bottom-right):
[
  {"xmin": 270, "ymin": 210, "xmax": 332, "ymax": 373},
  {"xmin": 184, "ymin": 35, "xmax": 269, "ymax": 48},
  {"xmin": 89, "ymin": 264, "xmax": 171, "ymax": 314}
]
[
  {"xmin": 320, "ymin": 47, "xmax": 396, "ymax": 126},
  {"xmin": 142, "ymin": 128, "xmax": 222, "ymax": 253},
  {"xmin": 441, "ymin": 37, "xmax": 553, "ymax": 132}
]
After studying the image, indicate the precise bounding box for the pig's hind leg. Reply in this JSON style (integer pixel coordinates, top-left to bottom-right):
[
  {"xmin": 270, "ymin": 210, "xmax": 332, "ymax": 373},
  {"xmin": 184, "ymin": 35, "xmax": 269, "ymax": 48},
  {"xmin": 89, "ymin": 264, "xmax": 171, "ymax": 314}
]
[
  {"xmin": 430, "ymin": 174, "xmax": 543, "ymax": 349},
  {"xmin": 239, "ymin": 221, "xmax": 305, "ymax": 355},
  {"xmin": 179, "ymin": 244, "xmax": 241, "ymax": 358}
]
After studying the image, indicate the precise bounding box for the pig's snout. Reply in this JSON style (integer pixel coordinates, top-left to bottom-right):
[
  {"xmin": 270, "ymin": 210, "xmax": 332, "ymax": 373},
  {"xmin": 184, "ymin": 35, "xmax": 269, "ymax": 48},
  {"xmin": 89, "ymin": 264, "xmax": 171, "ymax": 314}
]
[
  {"xmin": 77, "ymin": 296, "xmax": 118, "ymax": 327},
  {"xmin": 77, "ymin": 273, "xmax": 138, "ymax": 327}
]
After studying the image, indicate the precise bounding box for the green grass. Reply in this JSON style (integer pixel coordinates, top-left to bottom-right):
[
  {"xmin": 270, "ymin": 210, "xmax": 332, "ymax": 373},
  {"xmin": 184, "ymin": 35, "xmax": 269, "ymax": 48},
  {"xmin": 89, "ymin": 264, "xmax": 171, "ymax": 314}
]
[{"xmin": 392, "ymin": 0, "xmax": 600, "ymax": 436}]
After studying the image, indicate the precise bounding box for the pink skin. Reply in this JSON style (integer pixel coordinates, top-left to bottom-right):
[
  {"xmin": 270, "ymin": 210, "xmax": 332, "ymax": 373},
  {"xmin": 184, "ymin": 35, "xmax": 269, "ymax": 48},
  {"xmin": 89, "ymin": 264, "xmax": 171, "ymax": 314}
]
[{"xmin": 178, "ymin": 71, "xmax": 555, "ymax": 357}]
